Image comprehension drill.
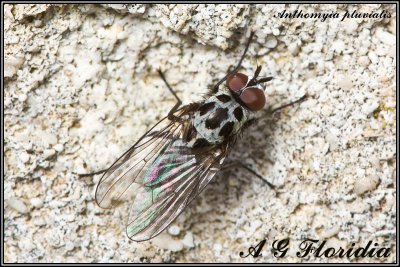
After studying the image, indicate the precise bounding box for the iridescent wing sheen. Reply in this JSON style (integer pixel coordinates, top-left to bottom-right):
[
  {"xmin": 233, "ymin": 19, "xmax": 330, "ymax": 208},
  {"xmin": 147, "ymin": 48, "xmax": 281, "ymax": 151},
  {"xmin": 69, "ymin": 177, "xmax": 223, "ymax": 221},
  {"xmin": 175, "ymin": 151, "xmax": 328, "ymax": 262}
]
[
  {"xmin": 126, "ymin": 138, "xmax": 231, "ymax": 241},
  {"xmin": 95, "ymin": 106, "xmax": 190, "ymax": 209},
  {"xmin": 95, "ymin": 104, "xmax": 233, "ymax": 241}
]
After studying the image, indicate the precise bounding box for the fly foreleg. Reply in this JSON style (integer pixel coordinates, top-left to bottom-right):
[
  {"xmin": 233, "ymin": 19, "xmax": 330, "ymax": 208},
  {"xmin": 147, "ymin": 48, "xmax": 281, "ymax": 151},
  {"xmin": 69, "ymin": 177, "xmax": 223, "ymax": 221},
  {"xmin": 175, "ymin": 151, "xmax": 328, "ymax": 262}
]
[
  {"xmin": 269, "ymin": 94, "xmax": 308, "ymax": 114},
  {"xmin": 212, "ymin": 31, "xmax": 255, "ymax": 93}
]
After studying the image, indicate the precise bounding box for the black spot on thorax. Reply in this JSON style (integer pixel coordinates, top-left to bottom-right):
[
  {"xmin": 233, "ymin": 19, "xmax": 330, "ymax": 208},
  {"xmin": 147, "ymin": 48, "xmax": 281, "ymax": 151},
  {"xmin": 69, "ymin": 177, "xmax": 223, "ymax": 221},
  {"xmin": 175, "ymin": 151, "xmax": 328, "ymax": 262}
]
[
  {"xmin": 216, "ymin": 94, "xmax": 231, "ymax": 103},
  {"xmin": 219, "ymin": 121, "xmax": 234, "ymax": 138},
  {"xmin": 199, "ymin": 102, "xmax": 215, "ymax": 116},
  {"xmin": 205, "ymin": 107, "xmax": 229, "ymax": 129},
  {"xmin": 233, "ymin": 107, "xmax": 244, "ymax": 122}
]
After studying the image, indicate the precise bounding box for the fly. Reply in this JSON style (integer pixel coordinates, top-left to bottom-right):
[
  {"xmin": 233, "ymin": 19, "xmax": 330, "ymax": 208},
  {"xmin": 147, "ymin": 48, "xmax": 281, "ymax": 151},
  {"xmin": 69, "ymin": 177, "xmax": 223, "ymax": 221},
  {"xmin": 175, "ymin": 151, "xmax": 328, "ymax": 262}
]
[{"xmin": 77, "ymin": 31, "xmax": 307, "ymax": 241}]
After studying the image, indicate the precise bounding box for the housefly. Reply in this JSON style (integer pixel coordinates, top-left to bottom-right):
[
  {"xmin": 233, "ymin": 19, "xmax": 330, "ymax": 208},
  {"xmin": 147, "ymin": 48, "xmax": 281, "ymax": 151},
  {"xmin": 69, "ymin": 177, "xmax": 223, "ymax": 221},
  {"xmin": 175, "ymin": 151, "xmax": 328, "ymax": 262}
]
[{"xmin": 79, "ymin": 32, "xmax": 307, "ymax": 241}]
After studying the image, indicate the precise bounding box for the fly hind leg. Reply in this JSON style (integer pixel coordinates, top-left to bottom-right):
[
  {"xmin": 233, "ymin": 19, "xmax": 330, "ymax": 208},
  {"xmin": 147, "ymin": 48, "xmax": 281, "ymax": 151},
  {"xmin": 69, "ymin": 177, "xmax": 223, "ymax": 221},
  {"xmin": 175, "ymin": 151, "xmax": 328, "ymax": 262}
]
[
  {"xmin": 74, "ymin": 168, "xmax": 108, "ymax": 178},
  {"xmin": 221, "ymin": 160, "xmax": 276, "ymax": 190}
]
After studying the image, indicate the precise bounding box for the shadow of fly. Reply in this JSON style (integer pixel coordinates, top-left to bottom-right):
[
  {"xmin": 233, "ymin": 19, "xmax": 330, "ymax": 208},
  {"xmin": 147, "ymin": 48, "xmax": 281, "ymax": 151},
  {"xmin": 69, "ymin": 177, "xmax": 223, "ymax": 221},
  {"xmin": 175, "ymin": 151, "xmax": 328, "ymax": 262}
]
[{"xmin": 77, "ymin": 32, "xmax": 307, "ymax": 241}]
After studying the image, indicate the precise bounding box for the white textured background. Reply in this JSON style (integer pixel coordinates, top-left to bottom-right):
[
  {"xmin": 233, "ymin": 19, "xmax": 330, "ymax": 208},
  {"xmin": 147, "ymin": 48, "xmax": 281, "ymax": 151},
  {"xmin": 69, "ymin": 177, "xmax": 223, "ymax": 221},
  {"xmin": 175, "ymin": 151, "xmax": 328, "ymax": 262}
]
[{"xmin": 4, "ymin": 4, "xmax": 396, "ymax": 263}]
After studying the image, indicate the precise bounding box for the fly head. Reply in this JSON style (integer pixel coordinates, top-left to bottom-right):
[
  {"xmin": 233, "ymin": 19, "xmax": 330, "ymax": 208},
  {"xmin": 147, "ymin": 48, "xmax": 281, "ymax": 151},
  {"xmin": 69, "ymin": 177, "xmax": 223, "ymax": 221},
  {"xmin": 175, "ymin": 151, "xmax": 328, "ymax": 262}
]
[{"xmin": 226, "ymin": 66, "xmax": 273, "ymax": 111}]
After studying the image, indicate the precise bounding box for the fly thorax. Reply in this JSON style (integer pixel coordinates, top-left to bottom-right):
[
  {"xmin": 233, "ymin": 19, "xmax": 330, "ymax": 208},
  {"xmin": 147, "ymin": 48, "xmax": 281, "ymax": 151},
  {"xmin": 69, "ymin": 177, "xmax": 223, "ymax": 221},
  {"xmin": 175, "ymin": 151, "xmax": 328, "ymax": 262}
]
[{"xmin": 191, "ymin": 92, "xmax": 250, "ymax": 145}]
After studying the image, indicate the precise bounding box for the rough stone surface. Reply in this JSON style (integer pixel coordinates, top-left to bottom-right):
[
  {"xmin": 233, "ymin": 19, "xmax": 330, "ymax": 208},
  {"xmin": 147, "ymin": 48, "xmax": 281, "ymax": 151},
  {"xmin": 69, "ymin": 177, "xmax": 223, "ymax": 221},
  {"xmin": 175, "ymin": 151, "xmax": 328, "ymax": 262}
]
[{"xmin": 4, "ymin": 4, "xmax": 396, "ymax": 263}]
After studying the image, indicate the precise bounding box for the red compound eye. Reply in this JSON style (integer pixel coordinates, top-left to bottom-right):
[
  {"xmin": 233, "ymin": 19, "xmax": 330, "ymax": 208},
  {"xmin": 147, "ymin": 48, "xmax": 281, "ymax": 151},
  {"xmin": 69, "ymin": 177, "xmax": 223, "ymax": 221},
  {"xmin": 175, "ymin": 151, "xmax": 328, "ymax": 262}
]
[
  {"xmin": 239, "ymin": 87, "xmax": 266, "ymax": 111},
  {"xmin": 226, "ymin": 72, "xmax": 248, "ymax": 92}
]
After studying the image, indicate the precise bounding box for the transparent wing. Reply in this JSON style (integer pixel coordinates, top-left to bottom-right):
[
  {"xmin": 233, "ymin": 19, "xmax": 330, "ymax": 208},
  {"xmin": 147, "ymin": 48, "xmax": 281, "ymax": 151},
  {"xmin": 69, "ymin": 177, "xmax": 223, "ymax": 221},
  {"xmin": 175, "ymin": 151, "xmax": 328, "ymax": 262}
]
[
  {"xmin": 95, "ymin": 104, "xmax": 234, "ymax": 241},
  {"xmin": 95, "ymin": 107, "xmax": 189, "ymax": 209},
  {"xmin": 126, "ymin": 138, "xmax": 231, "ymax": 241}
]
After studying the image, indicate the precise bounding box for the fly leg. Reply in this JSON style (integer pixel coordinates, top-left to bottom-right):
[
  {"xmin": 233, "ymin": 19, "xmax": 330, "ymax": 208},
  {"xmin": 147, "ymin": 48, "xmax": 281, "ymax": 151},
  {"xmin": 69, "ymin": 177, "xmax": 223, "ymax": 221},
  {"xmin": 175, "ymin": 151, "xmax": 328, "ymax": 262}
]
[
  {"xmin": 268, "ymin": 94, "xmax": 308, "ymax": 115},
  {"xmin": 76, "ymin": 71, "xmax": 181, "ymax": 178},
  {"xmin": 157, "ymin": 69, "xmax": 182, "ymax": 121},
  {"xmin": 74, "ymin": 168, "xmax": 108, "ymax": 177},
  {"xmin": 74, "ymin": 130, "xmax": 165, "ymax": 177},
  {"xmin": 212, "ymin": 31, "xmax": 255, "ymax": 93},
  {"xmin": 226, "ymin": 95, "xmax": 308, "ymax": 185},
  {"xmin": 221, "ymin": 160, "xmax": 276, "ymax": 190}
]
